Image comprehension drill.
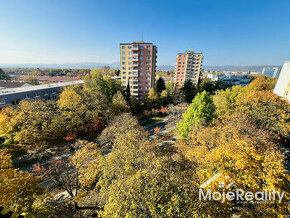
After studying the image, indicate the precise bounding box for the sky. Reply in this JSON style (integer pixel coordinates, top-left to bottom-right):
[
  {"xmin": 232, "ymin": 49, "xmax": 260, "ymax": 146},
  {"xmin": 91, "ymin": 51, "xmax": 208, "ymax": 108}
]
[{"xmin": 0, "ymin": 0, "xmax": 290, "ymax": 66}]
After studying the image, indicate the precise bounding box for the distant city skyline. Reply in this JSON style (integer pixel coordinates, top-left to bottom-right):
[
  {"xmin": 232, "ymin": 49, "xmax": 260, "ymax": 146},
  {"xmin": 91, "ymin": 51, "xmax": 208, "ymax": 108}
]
[{"xmin": 0, "ymin": 0, "xmax": 290, "ymax": 66}]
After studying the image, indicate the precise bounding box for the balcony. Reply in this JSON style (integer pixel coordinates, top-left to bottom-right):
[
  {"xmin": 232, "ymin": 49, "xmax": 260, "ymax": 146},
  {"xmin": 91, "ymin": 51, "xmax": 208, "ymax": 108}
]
[
  {"xmin": 132, "ymin": 70, "xmax": 138, "ymax": 76},
  {"xmin": 132, "ymin": 53, "xmax": 139, "ymax": 59},
  {"xmin": 132, "ymin": 62, "xmax": 138, "ymax": 67},
  {"xmin": 132, "ymin": 45, "xmax": 138, "ymax": 51}
]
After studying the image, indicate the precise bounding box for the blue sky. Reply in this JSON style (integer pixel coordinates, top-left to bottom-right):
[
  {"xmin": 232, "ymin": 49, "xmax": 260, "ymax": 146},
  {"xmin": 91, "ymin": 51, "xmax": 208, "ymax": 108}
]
[{"xmin": 0, "ymin": 0, "xmax": 290, "ymax": 66}]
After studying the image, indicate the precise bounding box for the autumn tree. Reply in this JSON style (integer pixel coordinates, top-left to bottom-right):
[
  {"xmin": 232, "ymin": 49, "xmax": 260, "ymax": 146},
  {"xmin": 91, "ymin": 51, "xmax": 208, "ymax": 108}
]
[
  {"xmin": 7, "ymin": 100, "xmax": 65, "ymax": 147},
  {"xmin": 177, "ymin": 91, "xmax": 216, "ymax": 139},
  {"xmin": 247, "ymin": 75, "xmax": 276, "ymax": 91},
  {"xmin": 179, "ymin": 112, "xmax": 289, "ymax": 216},
  {"xmin": 23, "ymin": 76, "xmax": 40, "ymax": 85},
  {"xmin": 0, "ymin": 151, "xmax": 51, "ymax": 216},
  {"xmin": 110, "ymin": 91, "xmax": 130, "ymax": 116},
  {"xmin": 94, "ymin": 114, "xmax": 224, "ymax": 217},
  {"xmin": 146, "ymin": 88, "xmax": 160, "ymax": 109},
  {"xmin": 58, "ymin": 88, "xmax": 87, "ymax": 133},
  {"xmin": 32, "ymin": 140, "xmax": 101, "ymax": 210}
]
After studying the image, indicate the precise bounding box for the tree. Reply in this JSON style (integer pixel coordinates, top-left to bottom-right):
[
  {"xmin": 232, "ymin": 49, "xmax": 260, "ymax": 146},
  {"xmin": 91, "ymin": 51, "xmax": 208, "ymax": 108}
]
[
  {"xmin": 23, "ymin": 76, "xmax": 40, "ymax": 85},
  {"xmin": 32, "ymin": 140, "xmax": 101, "ymax": 210},
  {"xmin": 198, "ymin": 78, "xmax": 219, "ymax": 94},
  {"xmin": 179, "ymin": 112, "xmax": 289, "ymax": 216},
  {"xmin": 0, "ymin": 68, "xmax": 11, "ymax": 80},
  {"xmin": 146, "ymin": 88, "xmax": 160, "ymax": 109},
  {"xmin": 110, "ymin": 91, "xmax": 130, "ymax": 116},
  {"xmin": 8, "ymin": 100, "xmax": 65, "ymax": 147},
  {"xmin": 181, "ymin": 79, "xmax": 196, "ymax": 103},
  {"xmin": 0, "ymin": 151, "xmax": 51, "ymax": 216},
  {"xmin": 247, "ymin": 75, "xmax": 276, "ymax": 91},
  {"xmin": 58, "ymin": 88, "xmax": 87, "ymax": 133},
  {"xmin": 94, "ymin": 114, "xmax": 223, "ymax": 217},
  {"xmin": 84, "ymin": 70, "xmax": 122, "ymax": 101},
  {"xmin": 236, "ymin": 90, "xmax": 290, "ymax": 137},
  {"xmin": 156, "ymin": 77, "xmax": 166, "ymax": 93},
  {"xmin": 125, "ymin": 82, "xmax": 131, "ymax": 104},
  {"xmin": 177, "ymin": 91, "xmax": 216, "ymax": 139}
]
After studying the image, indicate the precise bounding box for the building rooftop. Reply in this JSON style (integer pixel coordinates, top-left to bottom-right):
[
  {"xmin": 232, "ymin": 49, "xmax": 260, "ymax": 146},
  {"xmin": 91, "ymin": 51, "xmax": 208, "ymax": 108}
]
[
  {"xmin": 0, "ymin": 80, "xmax": 84, "ymax": 96},
  {"xmin": 0, "ymin": 81, "xmax": 31, "ymax": 89}
]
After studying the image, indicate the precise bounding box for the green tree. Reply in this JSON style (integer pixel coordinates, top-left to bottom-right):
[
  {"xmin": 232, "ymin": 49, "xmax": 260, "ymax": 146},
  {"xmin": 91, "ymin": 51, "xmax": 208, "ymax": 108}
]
[
  {"xmin": 198, "ymin": 78, "xmax": 219, "ymax": 94},
  {"xmin": 177, "ymin": 91, "xmax": 216, "ymax": 139},
  {"xmin": 0, "ymin": 68, "xmax": 11, "ymax": 80},
  {"xmin": 125, "ymin": 82, "xmax": 131, "ymax": 104},
  {"xmin": 181, "ymin": 79, "xmax": 196, "ymax": 103},
  {"xmin": 156, "ymin": 77, "xmax": 166, "ymax": 93},
  {"xmin": 84, "ymin": 70, "xmax": 122, "ymax": 101}
]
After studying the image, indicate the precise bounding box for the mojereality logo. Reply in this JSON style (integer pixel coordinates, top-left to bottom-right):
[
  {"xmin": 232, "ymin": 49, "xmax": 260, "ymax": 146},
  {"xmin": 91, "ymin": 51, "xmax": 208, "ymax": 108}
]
[{"xmin": 199, "ymin": 173, "xmax": 285, "ymax": 204}]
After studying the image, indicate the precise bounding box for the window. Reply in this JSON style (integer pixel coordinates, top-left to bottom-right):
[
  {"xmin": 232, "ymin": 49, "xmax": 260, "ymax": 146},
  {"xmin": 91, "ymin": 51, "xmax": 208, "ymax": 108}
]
[
  {"xmin": 123, "ymin": 76, "xmax": 126, "ymax": 79},
  {"xmin": 140, "ymin": 51, "xmax": 144, "ymax": 54},
  {"xmin": 140, "ymin": 67, "xmax": 143, "ymax": 70},
  {"xmin": 122, "ymin": 46, "xmax": 125, "ymax": 49},
  {"xmin": 140, "ymin": 57, "xmax": 143, "ymax": 60},
  {"xmin": 122, "ymin": 62, "xmax": 125, "ymax": 65},
  {"xmin": 122, "ymin": 51, "xmax": 125, "ymax": 54},
  {"xmin": 140, "ymin": 72, "xmax": 143, "ymax": 75},
  {"xmin": 129, "ymin": 67, "xmax": 132, "ymax": 70},
  {"xmin": 146, "ymin": 62, "xmax": 149, "ymax": 65},
  {"xmin": 146, "ymin": 57, "xmax": 150, "ymax": 60},
  {"xmin": 128, "ymin": 52, "xmax": 131, "ymax": 55},
  {"xmin": 146, "ymin": 45, "xmax": 150, "ymax": 48},
  {"xmin": 128, "ymin": 57, "xmax": 132, "ymax": 60},
  {"xmin": 128, "ymin": 46, "xmax": 132, "ymax": 49},
  {"xmin": 140, "ymin": 45, "xmax": 144, "ymax": 49},
  {"xmin": 0, "ymin": 98, "xmax": 5, "ymax": 104},
  {"xmin": 122, "ymin": 56, "xmax": 125, "ymax": 60},
  {"xmin": 140, "ymin": 62, "xmax": 143, "ymax": 65},
  {"xmin": 146, "ymin": 67, "xmax": 149, "ymax": 70},
  {"xmin": 146, "ymin": 51, "xmax": 150, "ymax": 55},
  {"xmin": 122, "ymin": 67, "xmax": 126, "ymax": 70}
]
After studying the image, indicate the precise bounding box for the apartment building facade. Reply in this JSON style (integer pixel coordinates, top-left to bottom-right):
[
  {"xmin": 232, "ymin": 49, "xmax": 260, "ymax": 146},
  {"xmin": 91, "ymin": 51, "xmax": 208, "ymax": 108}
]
[
  {"xmin": 120, "ymin": 41, "xmax": 157, "ymax": 101},
  {"xmin": 174, "ymin": 51, "xmax": 203, "ymax": 87}
]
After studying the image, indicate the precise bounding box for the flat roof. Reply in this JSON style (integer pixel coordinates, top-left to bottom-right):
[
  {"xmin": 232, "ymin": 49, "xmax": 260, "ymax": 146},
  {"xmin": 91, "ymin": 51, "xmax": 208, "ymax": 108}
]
[
  {"xmin": 0, "ymin": 80, "xmax": 84, "ymax": 96},
  {"xmin": 120, "ymin": 42, "xmax": 154, "ymax": 45}
]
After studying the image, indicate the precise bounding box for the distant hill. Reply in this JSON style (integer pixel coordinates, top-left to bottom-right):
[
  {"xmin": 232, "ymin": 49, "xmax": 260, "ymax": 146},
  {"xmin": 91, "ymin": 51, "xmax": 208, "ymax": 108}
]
[
  {"xmin": 202, "ymin": 65, "xmax": 281, "ymax": 72},
  {"xmin": 0, "ymin": 62, "xmax": 281, "ymax": 72},
  {"xmin": 0, "ymin": 62, "xmax": 121, "ymax": 69}
]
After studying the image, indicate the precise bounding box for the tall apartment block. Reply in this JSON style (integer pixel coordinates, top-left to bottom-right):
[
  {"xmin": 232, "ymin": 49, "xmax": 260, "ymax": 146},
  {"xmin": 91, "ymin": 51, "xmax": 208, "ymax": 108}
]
[
  {"xmin": 120, "ymin": 41, "xmax": 157, "ymax": 101},
  {"xmin": 174, "ymin": 51, "xmax": 203, "ymax": 87}
]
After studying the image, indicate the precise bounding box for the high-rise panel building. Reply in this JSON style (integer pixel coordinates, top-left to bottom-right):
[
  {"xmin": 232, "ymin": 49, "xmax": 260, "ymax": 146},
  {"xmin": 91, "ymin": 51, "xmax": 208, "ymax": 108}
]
[
  {"xmin": 262, "ymin": 67, "xmax": 280, "ymax": 79},
  {"xmin": 174, "ymin": 51, "xmax": 203, "ymax": 87},
  {"xmin": 274, "ymin": 61, "xmax": 290, "ymax": 102},
  {"xmin": 120, "ymin": 41, "xmax": 157, "ymax": 100}
]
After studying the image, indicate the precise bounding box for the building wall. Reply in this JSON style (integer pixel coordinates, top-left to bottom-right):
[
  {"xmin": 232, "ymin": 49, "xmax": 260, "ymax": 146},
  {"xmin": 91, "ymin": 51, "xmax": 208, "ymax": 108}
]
[
  {"xmin": 274, "ymin": 61, "xmax": 290, "ymax": 102},
  {"xmin": 174, "ymin": 51, "xmax": 203, "ymax": 87},
  {"xmin": 120, "ymin": 41, "xmax": 157, "ymax": 101}
]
